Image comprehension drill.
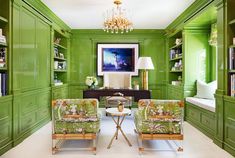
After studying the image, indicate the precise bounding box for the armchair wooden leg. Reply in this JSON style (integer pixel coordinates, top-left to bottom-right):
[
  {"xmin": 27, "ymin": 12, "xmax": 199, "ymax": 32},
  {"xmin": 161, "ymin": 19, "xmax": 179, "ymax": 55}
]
[{"xmin": 92, "ymin": 139, "xmax": 97, "ymax": 155}]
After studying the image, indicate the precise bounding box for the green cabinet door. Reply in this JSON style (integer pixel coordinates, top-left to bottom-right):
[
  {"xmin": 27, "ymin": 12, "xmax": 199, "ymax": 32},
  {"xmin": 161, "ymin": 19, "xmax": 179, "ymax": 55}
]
[
  {"xmin": 20, "ymin": 7, "xmax": 37, "ymax": 90},
  {"xmin": 36, "ymin": 18, "xmax": 51, "ymax": 88}
]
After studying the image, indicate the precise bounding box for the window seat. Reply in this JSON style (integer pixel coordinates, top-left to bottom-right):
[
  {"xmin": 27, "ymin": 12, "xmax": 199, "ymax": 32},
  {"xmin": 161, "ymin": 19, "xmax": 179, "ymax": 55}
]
[{"xmin": 185, "ymin": 97, "xmax": 215, "ymax": 112}]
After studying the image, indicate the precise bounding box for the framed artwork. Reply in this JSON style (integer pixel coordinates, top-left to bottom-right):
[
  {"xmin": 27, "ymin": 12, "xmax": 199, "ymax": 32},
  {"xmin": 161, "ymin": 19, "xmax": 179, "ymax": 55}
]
[{"xmin": 97, "ymin": 43, "xmax": 139, "ymax": 76}]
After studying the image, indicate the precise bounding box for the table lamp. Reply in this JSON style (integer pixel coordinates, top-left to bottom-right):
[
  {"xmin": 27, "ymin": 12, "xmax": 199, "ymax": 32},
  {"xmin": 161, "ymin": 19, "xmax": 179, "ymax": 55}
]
[{"xmin": 136, "ymin": 57, "xmax": 154, "ymax": 90}]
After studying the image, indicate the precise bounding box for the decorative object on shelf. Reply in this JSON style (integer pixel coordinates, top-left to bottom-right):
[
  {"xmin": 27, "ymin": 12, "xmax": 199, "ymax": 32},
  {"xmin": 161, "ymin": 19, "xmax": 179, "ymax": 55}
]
[
  {"xmin": 0, "ymin": 28, "xmax": 6, "ymax": 44},
  {"xmin": 54, "ymin": 48, "xmax": 59, "ymax": 57},
  {"xmin": 175, "ymin": 38, "xmax": 182, "ymax": 45},
  {"xmin": 171, "ymin": 59, "xmax": 182, "ymax": 71},
  {"xmin": 170, "ymin": 48, "xmax": 182, "ymax": 60},
  {"xmin": 97, "ymin": 43, "xmax": 139, "ymax": 76},
  {"xmin": 0, "ymin": 48, "xmax": 6, "ymax": 68},
  {"xmin": 208, "ymin": 23, "xmax": 217, "ymax": 46},
  {"xmin": 85, "ymin": 76, "xmax": 98, "ymax": 89},
  {"xmin": 117, "ymin": 101, "xmax": 124, "ymax": 112},
  {"xmin": 54, "ymin": 38, "xmax": 61, "ymax": 44},
  {"xmin": 136, "ymin": 57, "xmax": 154, "ymax": 90},
  {"xmin": 103, "ymin": 0, "xmax": 133, "ymax": 34},
  {"xmin": 133, "ymin": 80, "xmax": 139, "ymax": 90},
  {"xmin": 54, "ymin": 61, "xmax": 66, "ymax": 70},
  {"xmin": 233, "ymin": 37, "xmax": 235, "ymax": 45},
  {"xmin": 59, "ymin": 53, "xmax": 64, "ymax": 59}
]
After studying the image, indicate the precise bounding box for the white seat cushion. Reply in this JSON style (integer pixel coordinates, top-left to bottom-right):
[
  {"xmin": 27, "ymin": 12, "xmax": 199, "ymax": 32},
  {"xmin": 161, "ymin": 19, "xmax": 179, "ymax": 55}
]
[{"xmin": 186, "ymin": 97, "xmax": 215, "ymax": 112}]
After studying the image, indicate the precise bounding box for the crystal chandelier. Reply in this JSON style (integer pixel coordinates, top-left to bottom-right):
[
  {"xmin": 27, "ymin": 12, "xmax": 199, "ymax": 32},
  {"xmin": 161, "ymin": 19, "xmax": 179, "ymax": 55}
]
[{"xmin": 103, "ymin": 0, "xmax": 133, "ymax": 34}]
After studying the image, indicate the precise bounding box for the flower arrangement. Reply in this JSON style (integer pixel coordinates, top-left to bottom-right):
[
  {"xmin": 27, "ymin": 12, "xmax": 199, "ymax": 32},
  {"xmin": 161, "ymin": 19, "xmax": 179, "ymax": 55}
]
[{"xmin": 85, "ymin": 76, "xmax": 98, "ymax": 89}]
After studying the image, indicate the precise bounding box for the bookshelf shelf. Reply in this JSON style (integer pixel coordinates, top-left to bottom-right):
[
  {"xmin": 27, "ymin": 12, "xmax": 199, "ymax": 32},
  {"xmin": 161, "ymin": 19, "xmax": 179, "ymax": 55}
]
[
  {"xmin": 170, "ymin": 43, "xmax": 182, "ymax": 49},
  {"xmin": 229, "ymin": 19, "xmax": 235, "ymax": 25},
  {"xmin": 170, "ymin": 70, "xmax": 183, "ymax": 73},
  {"xmin": 0, "ymin": 42, "xmax": 7, "ymax": 47},
  {"xmin": 54, "ymin": 69, "xmax": 67, "ymax": 72},
  {"xmin": 54, "ymin": 57, "xmax": 66, "ymax": 61},
  {"xmin": 0, "ymin": 67, "xmax": 7, "ymax": 71},
  {"xmin": 0, "ymin": 16, "xmax": 8, "ymax": 23},
  {"xmin": 54, "ymin": 43, "xmax": 67, "ymax": 50},
  {"xmin": 170, "ymin": 56, "xmax": 182, "ymax": 61}
]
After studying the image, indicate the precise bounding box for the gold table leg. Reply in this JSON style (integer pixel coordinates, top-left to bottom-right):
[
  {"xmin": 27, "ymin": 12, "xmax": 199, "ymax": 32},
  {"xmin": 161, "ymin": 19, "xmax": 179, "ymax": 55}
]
[{"xmin": 107, "ymin": 115, "xmax": 132, "ymax": 149}]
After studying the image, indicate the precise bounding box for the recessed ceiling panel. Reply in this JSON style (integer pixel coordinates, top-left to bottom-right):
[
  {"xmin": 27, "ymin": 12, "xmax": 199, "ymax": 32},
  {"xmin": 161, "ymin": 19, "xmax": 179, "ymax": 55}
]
[{"xmin": 41, "ymin": 0, "xmax": 195, "ymax": 29}]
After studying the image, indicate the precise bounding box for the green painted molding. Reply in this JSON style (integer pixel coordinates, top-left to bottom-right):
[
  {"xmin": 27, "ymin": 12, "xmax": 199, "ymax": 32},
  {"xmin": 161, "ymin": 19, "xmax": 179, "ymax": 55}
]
[
  {"xmin": 166, "ymin": 0, "xmax": 215, "ymax": 36},
  {"xmin": 72, "ymin": 29, "xmax": 165, "ymax": 33},
  {"xmin": 72, "ymin": 29, "xmax": 165, "ymax": 36},
  {"xmin": 22, "ymin": 0, "xmax": 71, "ymax": 31}
]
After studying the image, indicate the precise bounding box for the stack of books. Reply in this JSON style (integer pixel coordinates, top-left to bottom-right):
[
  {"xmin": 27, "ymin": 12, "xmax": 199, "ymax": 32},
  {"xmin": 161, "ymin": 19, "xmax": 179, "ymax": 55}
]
[
  {"xmin": 231, "ymin": 74, "xmax": 235, "ymax": 97},
  {"xmin": 0, "ymin": 73, "xmax": 7, "ymax": 96},
  {"xmin": 229, "ymin": 47, "xmax": 235, "ymax": 70}
]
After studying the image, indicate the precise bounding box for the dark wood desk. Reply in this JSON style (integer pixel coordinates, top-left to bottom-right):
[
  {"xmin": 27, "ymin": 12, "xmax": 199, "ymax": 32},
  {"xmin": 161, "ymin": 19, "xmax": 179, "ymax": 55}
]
[{"xmin": 83, "ymin": 89, "xmax": 151, "ymax": 102}]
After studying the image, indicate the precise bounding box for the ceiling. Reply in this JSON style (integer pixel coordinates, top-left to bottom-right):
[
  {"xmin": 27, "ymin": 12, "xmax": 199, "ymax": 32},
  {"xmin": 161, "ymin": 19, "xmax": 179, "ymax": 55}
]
[{"xmin": 41, "ymin": 0, "xmax": 196, "ymax": 29}]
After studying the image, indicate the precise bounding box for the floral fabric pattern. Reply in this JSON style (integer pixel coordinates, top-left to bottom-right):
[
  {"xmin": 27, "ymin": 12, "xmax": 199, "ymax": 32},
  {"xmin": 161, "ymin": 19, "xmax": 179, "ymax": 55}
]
[
  {"xmin": 135, "ymin": 99, "xmax": 183, "ymax": 134},
  {"xmin": 52, "ymin": 99, "xmax": 100, "ymax": 134}
]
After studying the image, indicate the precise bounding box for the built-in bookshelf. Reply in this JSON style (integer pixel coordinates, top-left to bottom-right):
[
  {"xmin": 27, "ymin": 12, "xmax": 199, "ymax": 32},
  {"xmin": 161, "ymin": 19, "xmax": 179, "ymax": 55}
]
[
  {"xmin": 53, "ymin": 30, "xmax": 68, "ymax": 86},
  {"xmin": 168, "ymin": 36, "xmax": 183, "ymax": 86},
  {"xmin": 228, "ymin": 16, "xmax": 235, "ymax": 96},
  {"xmin": 0, "ymin": 10, "xmax": 9, "ymax": 97}
]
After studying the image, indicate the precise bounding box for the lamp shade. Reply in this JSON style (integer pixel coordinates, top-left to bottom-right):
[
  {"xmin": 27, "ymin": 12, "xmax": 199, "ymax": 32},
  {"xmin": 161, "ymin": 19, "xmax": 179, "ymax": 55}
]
[{"xmin": 136, "ymin": 57, "xmax": 154, "ymax": 70}]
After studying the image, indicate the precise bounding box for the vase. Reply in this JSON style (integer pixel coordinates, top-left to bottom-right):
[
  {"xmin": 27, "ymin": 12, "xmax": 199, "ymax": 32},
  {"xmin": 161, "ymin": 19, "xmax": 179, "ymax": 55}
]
[{"xmin": 88, "ymin": 85, "xmax": 95, "ymax": 89}]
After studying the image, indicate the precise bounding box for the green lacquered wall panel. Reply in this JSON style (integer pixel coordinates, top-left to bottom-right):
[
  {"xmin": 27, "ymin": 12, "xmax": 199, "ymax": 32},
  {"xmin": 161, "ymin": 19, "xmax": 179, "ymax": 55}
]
[
  {"xmin": 70, "ymin": 30, "xmax": 166, "ymax": 99},
  {"xmin": 20, "ymin": 6, "xmax": 37, "ymax": 90},
  {"xmin": 36, "ymin": 18, "xmax": 51, "ymax": 88},
  {"xmin": 52, "ymin": 84, "xmax": 68, "ymax": 99},
  {"xmin": 12, "ymin": 2, "xmax": 21, "ymax": 91},
  {"xmin": 183, "ymin": 30, "xmax": 210, "ymax": 85},
  {"xmin": 167, "ymin": 84, "xmax": 183, "ymax": 100},
  {"xmin": 68, "ymin": 85, "xmax": 84, "ymax": 99},
  {"xmin": 12, "ymin": 2, "xmax": 51, "ymax": 92}
]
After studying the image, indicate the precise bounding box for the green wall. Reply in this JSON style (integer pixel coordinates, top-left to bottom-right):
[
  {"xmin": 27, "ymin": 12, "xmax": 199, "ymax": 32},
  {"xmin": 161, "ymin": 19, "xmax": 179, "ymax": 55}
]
[{"xmin": 69, "ymin": 30, "xmax": 167, "ymax": 100}]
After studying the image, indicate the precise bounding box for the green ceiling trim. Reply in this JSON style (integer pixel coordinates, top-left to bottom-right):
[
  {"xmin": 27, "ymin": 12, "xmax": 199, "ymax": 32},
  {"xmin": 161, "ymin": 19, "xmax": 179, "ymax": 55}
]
[
  {"xmin": 72, "ymin": 29, "xmax": 166, "ymax": 38},
  {"xmin": 166, "ymin": 0, "xmax": 217, "ymax": 36},
  {"xmin": 22, "ymin": 0, "xmax": 71, "ymax": 31}
]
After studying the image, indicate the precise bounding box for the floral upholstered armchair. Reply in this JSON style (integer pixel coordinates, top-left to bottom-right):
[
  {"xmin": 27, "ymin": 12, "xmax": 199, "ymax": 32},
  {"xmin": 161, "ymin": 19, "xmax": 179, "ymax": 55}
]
[
  {"xmin": 134, "ymin": 99, "xmax": 184, "ymax": 153},
  {"xmin": 52, "ymin": 99, "xmax": 100, "ymax": 154}
]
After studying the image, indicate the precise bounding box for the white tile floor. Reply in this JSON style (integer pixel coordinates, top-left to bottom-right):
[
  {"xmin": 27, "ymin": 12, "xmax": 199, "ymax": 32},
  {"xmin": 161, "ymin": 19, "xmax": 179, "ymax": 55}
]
[{"xmin": 2, "ymin": 109, "xmax": 233, "ymax": 158}]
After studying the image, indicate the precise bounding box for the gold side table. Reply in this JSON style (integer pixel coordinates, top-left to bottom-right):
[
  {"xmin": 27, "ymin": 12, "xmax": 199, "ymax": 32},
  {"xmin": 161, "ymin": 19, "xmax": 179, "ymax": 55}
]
[{"xmin": 106, "ymin": 108, "xmax": 132, "ymax": 149}]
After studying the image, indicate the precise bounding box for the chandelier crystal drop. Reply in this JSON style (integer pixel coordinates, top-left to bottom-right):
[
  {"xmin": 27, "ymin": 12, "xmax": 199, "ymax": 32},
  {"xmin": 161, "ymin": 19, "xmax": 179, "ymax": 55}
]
[{"xmin": 103, "ymin": 0, "xmax": 133, "ymax": 34}]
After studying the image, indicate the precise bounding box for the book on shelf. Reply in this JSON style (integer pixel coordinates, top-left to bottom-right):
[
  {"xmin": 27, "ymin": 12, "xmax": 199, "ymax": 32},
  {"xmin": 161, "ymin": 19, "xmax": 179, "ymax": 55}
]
[
  {"xmin": 231, "ymin": 74, "xmax": 235, "ymax": 97},
  {"xmin": 229, "ymin": 47, "xmax": 235, "ymax": 70},
  {"xmin": 0, "ymin": 73, "xmax": 7, "ymax": 96},
  {"xmin": 0, "ymin": 35, "xmax": 6, "ymax": 44}
]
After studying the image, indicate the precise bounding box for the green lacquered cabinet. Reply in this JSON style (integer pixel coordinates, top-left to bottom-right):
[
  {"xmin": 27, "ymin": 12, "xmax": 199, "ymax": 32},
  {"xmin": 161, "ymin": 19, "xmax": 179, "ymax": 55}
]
[
  {"xmin": 52, "ymin": 84, "xmax": 68, "ymax": 99},
  {"xmin": 223, "ymin": 96, "xmax": 235, "ymax": 155},
  {"xmin": 167, "ymin": 84, "xmax": 183, "ymax": 100},
  {"xmin": 12, "ymin": 2, "xmax": 51, "ymax": 92},
  {"xmin": 185, "ymin": 102, "xmax": 216, "ymax": 139},
  {"xmin": 13, "ymin": 90, "xmax": 51, "ymax": 145},
  {"xmin": 12, "ymin": 1, "xmax": 51, "ymax": 146},
  {"xmin": 0, "ymin": 96, "xmax": 13, "ymax": 155}
]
